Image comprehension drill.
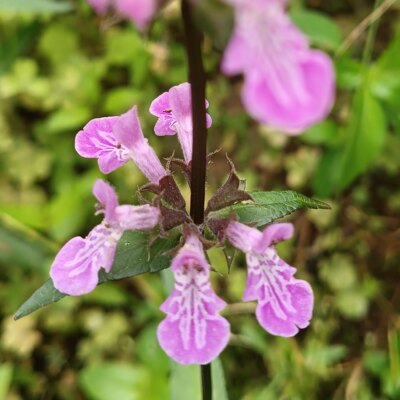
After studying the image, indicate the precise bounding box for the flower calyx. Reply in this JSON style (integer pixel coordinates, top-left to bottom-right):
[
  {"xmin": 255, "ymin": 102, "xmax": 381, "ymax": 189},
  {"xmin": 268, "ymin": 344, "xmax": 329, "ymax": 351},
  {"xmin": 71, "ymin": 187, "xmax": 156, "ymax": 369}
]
[{"xmin": 205, "ymin": 156, "xmax": 252, "ymax": 215}]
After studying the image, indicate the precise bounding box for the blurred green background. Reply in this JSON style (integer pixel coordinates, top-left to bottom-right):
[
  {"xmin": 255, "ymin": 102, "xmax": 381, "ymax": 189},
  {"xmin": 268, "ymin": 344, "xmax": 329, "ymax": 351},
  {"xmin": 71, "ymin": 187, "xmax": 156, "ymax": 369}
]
[{"xmin": 1, "ymin": 0, "xmax": 400, "ymax": 399}]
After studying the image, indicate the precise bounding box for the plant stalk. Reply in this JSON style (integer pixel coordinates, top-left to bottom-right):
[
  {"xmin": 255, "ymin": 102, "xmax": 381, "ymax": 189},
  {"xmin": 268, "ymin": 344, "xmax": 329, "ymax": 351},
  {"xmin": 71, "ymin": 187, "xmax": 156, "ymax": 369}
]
[
  {"xmin": 181, "ymin": 1, "xmax": 212, "ymax": 399},
  {"xmin": 182, "ymin": 0, "xmax": 208, "ymax": 225}
]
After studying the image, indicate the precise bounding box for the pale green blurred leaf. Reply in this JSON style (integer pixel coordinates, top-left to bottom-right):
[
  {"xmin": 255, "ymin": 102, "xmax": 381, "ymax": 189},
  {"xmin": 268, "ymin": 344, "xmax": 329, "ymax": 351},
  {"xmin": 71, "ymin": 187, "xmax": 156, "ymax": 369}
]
[
  {"xmin": 305, "ymin": 343, "xmax": 347, "ymax": 373},
  {"xmin": 290, "ymin": 9, "xmax": 342, "ymax": 50},
  {"xmin": 312, "ymin": 147, "xmax": 343, "ymax": 198},
  {"xmin": 79, "ymin": 362, "xmax": 146, "ymax": 400},
  {"xmin": 136, "ymin": 323, "xmax": 170, "ymax": 375},
  {"xmin": 338, "ymin": 88, "xmax": 387, "ymax": 190},
  {"xmin": 42, "ymin": 106, "xmax": 91, "ymax": 135},
  {"xmin": 335, "ymin": 57, "xmax": 364, "ymax": 90},
  {"xmin": 212, "ymin": 359, "xmax": 229, "ymax": 400},
  {"xmin": 104, "ymin": 88, "xmax": 141, "ymax": 115},
  {"xmin": 335, "ymin": 289, "xmax": 369, "ymax": 319},
  {"xmin": 0, "ymin": 0, "xmax": 72, "ymax": 13},
  {"xmin": 0, "ymin": 213, "xmax": 56, "ymax": 272},
  {"xmin": 320, "ymin": 254, "xmax": 357, "ymax": 291},
  {"xmin": 0, "ymin": 363, "xmax": 13, "ymax": 399},
  {"xmin": 171, "ymin": 362, "xmax": 201, "ymax": 400},
  {"xmin": 39, "ymin": 23, "xmax": 79, "ymax": 64},
  {"xmin": 301, "ymin": 120, "xmax": 339, "ymax": 146}
]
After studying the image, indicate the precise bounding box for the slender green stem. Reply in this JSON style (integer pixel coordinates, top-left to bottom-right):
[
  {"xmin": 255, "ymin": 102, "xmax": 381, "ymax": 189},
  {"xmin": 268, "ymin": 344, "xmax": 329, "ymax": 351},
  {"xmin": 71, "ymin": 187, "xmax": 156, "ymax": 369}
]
[{"xmin": 181, "ymin": 1, "xmax": 212, "ymax": 399}]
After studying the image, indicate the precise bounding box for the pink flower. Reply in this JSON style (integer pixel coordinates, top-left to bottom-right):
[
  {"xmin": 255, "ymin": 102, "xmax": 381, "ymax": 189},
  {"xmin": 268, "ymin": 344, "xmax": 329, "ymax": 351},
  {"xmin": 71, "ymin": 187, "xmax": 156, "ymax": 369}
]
[
  {"xmin": 226, "ymin": 221, "xmax": 313, "ymax": 337},
  {"xmin": 75, "ymin": 106, "xmax": 167, "ymax": 183},
  {"xmin": 75, "ymin": 116, "xmax": 129, "ymax": 174},
  {"xmin": 87, "ymin": 0, "xmax": 157, "ymax": 30},
  {"xmin": 222, "ymin": 0, "xmax": 335, "ymax": 133},
  {"xmin": 113, "ymin": 106, "xmax": 167, "ymax": 183},
  {"xmin": 157, "ymin": 234, "xmax": 230, "ymax": 364},
  {"xmin": 50, "ymin": 179, "xmax": 160, "ymax": 296},
  {"xmin": 149, "ymin": 83, "xmax": 212, "ymax": 163}
]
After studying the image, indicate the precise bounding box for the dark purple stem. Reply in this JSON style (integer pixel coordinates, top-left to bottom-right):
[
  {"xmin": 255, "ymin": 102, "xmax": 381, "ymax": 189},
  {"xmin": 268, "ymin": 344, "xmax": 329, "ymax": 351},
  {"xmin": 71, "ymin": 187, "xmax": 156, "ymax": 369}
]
[
  {"xmin": 181, "ymin": 1, "xmax": 212, "ymax": 399},
  {"xmin": 182, "ymin": 0, "xmax": 208, "ymax": 225}
]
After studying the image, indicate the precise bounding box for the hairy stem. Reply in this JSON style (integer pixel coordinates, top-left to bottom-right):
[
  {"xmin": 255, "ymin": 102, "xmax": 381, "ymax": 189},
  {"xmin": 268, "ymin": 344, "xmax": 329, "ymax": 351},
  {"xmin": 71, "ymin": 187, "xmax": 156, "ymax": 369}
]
[{"xmin": 181, "ymin": 1, "xmax": 212, "ymax": 399}]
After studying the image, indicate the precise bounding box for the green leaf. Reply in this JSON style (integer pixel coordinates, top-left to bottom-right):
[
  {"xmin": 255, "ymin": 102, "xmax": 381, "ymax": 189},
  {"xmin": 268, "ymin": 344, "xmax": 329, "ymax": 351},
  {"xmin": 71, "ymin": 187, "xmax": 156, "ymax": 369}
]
[
  {"xmin": 301, "ymin": 120, "xmax": 339, "ymax": 146},
  {"xmin": 0, "ymin": 22, "xmax": 40, "ymax": 74},
  {"xmin": 170, "ymin": 362, "xmax": 201, "ymax": 400},
  {"xmin": 0, "ymin": 213, "xmax": 57, "ymax": 272},
  {"xmin": 79, "ymin": 362, "xmax": 147, "ymax": 400},
  {"xmin": 212, "ymin": 359, "xmax": 229, "ymax": 400},
  {"xmin": 0, "ymin": 363, "xmax": 13, "ymax": 400},
  {"xmin": 213, "ymin": 191, "xmax": 330, "ymax": 227},
  {"xmin": 290, "ymin": 9, "xmax": 342, "ymax": 50},
  {"xmin": 377, "ymin": 33, "xmax": 400, "ymax": 70},
  {"xmin": 0, "ymin": 0, "xmax": 72, "ymax": 13},
  {"xmin": 338, "ymin": 88, "xmax": 387, "ymax": 190},
  {"xmin": 14, "ymin": 231, "xmax": 179, "ymax": 320},
  {"xmin": 312, "ymin": 147, "xmax": 343, "ymax": 198},
  {"xmin": 335, "ymin": 56, "xmax": 364, "ymax": 90}
]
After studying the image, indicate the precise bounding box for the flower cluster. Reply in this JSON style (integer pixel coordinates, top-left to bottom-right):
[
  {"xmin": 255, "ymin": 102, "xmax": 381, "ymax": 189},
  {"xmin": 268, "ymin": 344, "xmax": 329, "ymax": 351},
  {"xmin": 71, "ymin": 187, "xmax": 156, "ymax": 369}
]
[
  {"xmin": 222, "ymin": 0, "xmax": 335, "ymax": 133},
  {"xmin": 50, "ymin": 82, "xmax": 314, "ymax": 364}
]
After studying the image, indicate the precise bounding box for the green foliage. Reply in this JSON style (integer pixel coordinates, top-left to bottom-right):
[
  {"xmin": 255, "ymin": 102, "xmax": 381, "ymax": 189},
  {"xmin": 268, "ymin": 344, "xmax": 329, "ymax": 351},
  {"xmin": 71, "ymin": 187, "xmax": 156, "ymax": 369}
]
[
  {"xmin": 79, "ymin": 361, "xmax": 169, "ymax": 400},
  {"xmin": 0, "ymin": 364, "xmax": 13, "ymax": 399},
  {"xmin": 338, "ymin": 88, "xmax": 387, "ymax": 191},
  {"xmin": 214, "ymin": 190, "xmax": 330, "ymax": 227},
  {"xmin": 290, "ymin": 8, "xmax": 342, "ymax": 50},
  {"xmin": 0, "ymin": 0, "xmax": 72, "ymax": 14}
]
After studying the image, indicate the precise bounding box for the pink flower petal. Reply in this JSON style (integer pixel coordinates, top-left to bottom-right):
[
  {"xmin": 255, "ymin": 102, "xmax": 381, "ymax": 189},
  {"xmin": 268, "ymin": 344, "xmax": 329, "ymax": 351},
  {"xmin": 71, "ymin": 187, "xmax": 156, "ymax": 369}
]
[
  {"xmin": 150, "ymin": 83, "xmax": 212, "ymax": 163},
  {"xmin": 169, "ymin": 83, "xmax": 193, "ymax": 162},
  {"xmin": 114, "ymin": 0, "xmax": 157, "ymax": 30},
  {"xmin": 150, "ymin": 92, "xmax": 176, "ymax": 136},
  {"xmin": 242, "ymin": 50, "xmax": 335, "ymax": 133},
  {"xmin": 87, "ymin": 0, "xmax": 157, "ymax": 30},
  {"xmin": 87, "ymin": 0, "xmax": 110, "ymax": 13},
  {"xmin": 50, "ymin": 225, "xmax": 120, "ymax": 296},
  {"xmin": 226, "ymin": 220, "xmax": 314, "ymax": 337},
  {"xmin": 255, "ymin": 223, "xmax": 294, "ymax": 253},
  {"xmin": 92, "ymin": 179, "xmax": 119, "ymax": 223},
  {"xmin": 115, "ymin": 204, "xmax": 160, "ymax": 231},
  {"xmin": 256, "ymin": 279, "xmax": 313, "ymax": 337},
  {"xmin": 157, "ymin": 314, "xmax": 230, "ymax": 365},
  {"xmin": 75, "ymin": 116, "xmax": 129, "ymax": 174},
  {"xmin": 114, "ymin": 106, "xmax": 166, "ymax": 183},
  {"xmin": 157, "ymin": 234, "xmax": 230, "ymax": 364},
  {"xmin": 221, "ymin": 30, "xmax": 249, "ymax": 76},
  {"xmin": 225, "ymin": 221, "xmax": 262, "ymax": 253},
  {"xmin": 244, "ymin": 249, "xmax": 313, "ymax": 337},
  {"xmin": 222, "ymin": 1, "xmax": 335, "ymax": 133}
]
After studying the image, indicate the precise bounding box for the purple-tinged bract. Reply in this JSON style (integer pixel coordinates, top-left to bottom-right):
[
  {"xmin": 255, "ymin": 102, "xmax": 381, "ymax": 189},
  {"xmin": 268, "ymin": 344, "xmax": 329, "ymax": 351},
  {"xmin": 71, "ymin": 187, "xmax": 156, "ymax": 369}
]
[
  {"xmin": 157, "ymin": 234, "xmax": 230, "ymax": 364},
  {"xmin": 226, "ymin": 221, "xmax": 313, "ymax": 337}
]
